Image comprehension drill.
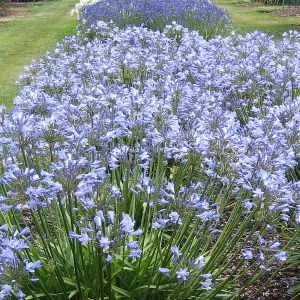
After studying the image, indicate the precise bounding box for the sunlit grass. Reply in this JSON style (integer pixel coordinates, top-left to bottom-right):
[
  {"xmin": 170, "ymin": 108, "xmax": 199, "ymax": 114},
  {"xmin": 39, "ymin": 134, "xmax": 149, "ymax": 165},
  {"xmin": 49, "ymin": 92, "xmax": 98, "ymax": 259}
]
[
  {"xmin": 0, "ymin": 0, "xmax": 78, "ymax": 108},
  {"xmin": 215, "ymin": 0, "xmax": 300, "ymax": 35}
]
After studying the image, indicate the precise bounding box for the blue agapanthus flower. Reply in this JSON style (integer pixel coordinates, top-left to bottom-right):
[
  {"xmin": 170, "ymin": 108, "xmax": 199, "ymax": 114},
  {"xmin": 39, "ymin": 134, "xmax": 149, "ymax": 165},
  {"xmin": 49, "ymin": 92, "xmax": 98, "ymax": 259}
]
[
  {"xmin": 80, "ymin": 0, "xmax": 230, "ymax": 37},
  {"xmin": 0, "ymin": 22, "xmax": 299, "ymax": 298}
]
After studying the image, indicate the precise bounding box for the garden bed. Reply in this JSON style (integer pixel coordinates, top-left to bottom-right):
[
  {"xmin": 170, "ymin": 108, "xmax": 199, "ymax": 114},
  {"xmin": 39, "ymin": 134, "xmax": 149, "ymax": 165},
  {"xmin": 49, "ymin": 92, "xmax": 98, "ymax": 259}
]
[
  {"xmin": 241, "ymin": 266, "xmax": 299, "ymax": 299},
  {"xmin": 0, "ymin": 0, "xmax": 299, "ymax": 298},
  {"xmin": 0, "ymin": 3, "xmax": 30, "ymax": 18},
  {"xmin": 271, "ymin": 7, "xmax": 300, "ymax": 17},
  {"xmin": 238, "ymin": 2, "xmax": 271, "ymax": 7}
]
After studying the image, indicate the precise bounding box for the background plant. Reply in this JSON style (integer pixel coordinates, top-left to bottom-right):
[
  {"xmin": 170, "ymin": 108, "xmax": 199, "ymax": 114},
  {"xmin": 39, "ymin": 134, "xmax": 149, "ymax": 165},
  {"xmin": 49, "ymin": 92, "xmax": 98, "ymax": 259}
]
[
  {"xmin": 251, "ymin": 0, "xmax": 300, "ymax": 7},
  {"xmin": 0, "ymin": 22, "xmax": 299, "ymax": 299},
  {"xmin": 0, "ymin": 0, "xmax": 7, "ymax": 8},
  {"xmin": 79, "ymin": 0, "xmax": 231, "ymax": 39},
  {"xmin": 71, "ymin": 0, "xmax": 100, "ymax": 18}
]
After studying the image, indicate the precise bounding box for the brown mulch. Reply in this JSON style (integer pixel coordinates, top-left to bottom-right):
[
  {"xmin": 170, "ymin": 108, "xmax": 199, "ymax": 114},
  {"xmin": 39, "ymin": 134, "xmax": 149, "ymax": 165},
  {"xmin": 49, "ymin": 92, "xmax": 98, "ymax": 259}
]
[
  {"xmin": 4, "ymin": 2, "xmax": 32, "ymax": 9},
  {"xmin": 238, "ymin": 2, "xmax": 270, "ymax": 7},
  {"xmin": 218, "ymin": 206, "xmax": 299, "ymax": 299},
  {"xmin": 240, "ymin": 266, "xmax": 299, "ymax": 299},
  {"xmin": 270, "ymin": 7, "xmax": 300, "ymax": 17},
  {"xmin": 0, "ymin": 8, "xmax": 26, "ymax": 18},
  {"xmin": 0, "ymin": 3, "xmax": 31, "ymax": 18},
  {"xmin": 240, "ymin": 227, "xmax": 299, "ymax": 299}
]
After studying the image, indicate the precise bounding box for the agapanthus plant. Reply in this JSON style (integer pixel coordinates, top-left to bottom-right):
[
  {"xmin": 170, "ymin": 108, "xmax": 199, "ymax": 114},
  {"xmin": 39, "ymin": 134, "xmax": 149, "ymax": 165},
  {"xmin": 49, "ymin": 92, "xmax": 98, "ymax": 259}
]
[
  {"xmin": 0, "ymin": 22, "xmax": 299, "ymax": 299},
  {"xmin": 79, "ymin": 0, "xmax": 231, "ymax": 38}
]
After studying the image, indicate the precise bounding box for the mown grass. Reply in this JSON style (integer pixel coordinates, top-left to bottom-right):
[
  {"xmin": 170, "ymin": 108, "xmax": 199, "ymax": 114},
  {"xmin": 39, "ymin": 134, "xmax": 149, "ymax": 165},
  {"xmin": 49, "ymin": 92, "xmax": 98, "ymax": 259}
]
[
  {"xmin": 215, "ymin": 0, "xmax": 300, "ymax": 35},
  {"xmin": 0, "ymin": 0, "xmax": 78, "ymax": 108}
]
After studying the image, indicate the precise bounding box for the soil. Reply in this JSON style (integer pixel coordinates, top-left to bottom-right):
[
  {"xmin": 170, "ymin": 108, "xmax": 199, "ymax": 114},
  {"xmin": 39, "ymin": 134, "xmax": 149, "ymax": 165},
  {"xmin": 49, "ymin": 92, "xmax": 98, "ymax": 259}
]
[
  {"xmin": 218, "ymin": 207, "xmax": 299, "ymax": 299},
  {"xmin": 241, "ymin": 228, "xmax": 299, "ymax": 299},
  {"xmin": 240, "ymin": 266, "xmax": 299, "ymax": 299},
  {"xmin": 0, "ymin": 2, "xmax": 31, "ymax": 19},
  {"xmin": 238, "ymin": 2, "xmax": 271, "ymax": 7},
  {"xmin": 270, "ymin": 7, "xmax": 300, "ymax": 17},
  {"xmin": 4, "ymin": 3, "xmax": 32, "ymax": 9}
]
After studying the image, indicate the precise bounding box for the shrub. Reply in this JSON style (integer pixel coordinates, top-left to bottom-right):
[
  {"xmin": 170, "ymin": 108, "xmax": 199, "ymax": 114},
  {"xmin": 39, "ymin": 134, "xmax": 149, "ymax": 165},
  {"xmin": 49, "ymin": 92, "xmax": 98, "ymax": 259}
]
[
  {"xmin": 251, "ymin": 0, "xmax": 300, "ymax": 6},
  {"xmin": 0, "ymin": 0, "xmax": 7, "ymax": 7},
  {"xmin": 79, "ymin": 0, "xmax": 231, "ymax": 38},
  {"xmin": 0, "ymin": 23, "xmax": 299, "ymax": 299},
  {"xmin": 71, "ymin": 0, "xmax": 99, "ymax": 18}
]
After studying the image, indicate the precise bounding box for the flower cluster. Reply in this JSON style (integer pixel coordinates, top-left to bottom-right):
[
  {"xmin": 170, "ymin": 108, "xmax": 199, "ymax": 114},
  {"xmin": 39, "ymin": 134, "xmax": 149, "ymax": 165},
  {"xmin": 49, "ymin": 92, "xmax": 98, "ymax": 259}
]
[
  {"xmin": 0, "ymin": 226, "xmax": 41, "ymax": 299},
  {"xmin": 15, "ymin": 23, "xmax": 300, "ymax": 219},
  {"xmin": 71, "ymin": 0, "xmax": 100, "ymax": 18},
  {"xmin": 0, "ymin": 22, "xmax": 298, "ymax": 298},
  {"xmin": 79, "ymin": 0, "xmax": 230, "ymax": 37},
  {"xmin": 69, "ymin": 211, "xmax": 143, "ymax": 259}
]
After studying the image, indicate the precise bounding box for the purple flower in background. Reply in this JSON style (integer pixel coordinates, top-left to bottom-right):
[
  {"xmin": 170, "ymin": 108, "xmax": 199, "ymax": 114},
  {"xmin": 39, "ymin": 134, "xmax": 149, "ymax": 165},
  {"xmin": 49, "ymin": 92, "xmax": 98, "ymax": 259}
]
[
  {"xmin": 159, "ymin": 267, "xmax": 171, "ymax": 277},
  {"xmin": 16, "ymin": 290, "xmax": 26, "ymax": 298},
  {"xmin": 18, "ymin": 227, "xmax": 31, "ymax": 236},
  {"xmin": 152, "ymin": 221, "xmax": 162, "ymax": 230},
  {"xmin": 200, "ymin": 273, "xmax": 212, "ymax": 279},
  {"xmin": 200, "ymin": 281, "xmax": 212, "ymax": 290},
  {"xmin": 2, "ymin": 248, "xmax": 16, "ymax": 261},
  {"xmin": 270, "ymin": 242, "xmax": 281, "ymax": 250},
  {"xmin": 195, "ymin": 255, "xmax": 206, "ymax": 265},
  {"xmin": 107, "ymin": 211, "xmax": 115, "ymax": 224},
  {"xmin": 242, "ymin": 249, "xmax": 253, "ymax": 260},
  {"xmin": 130, "ymin": 228, "xmax": 143, "ymax": 236},
  {"xmin": 2, "ymin": 237, "xmax": 29, "ymax": 250},
  {"xmin": 129, "ymin": 249, "xmax": 142, "ymax": 259},
  {"xmin": 99, "ymin": 236, "xmax": 111, "ymax": 250},
  {"xmin": 80, "ymin": 0, "xmax": 230, "ymax": 38},
  {"xmin": 176, "ymin": 268, "xmax": 189, "ymax": 281},
  {"xmin": 0, "ymin": 285, "xmax": 13, "ymax": 298},
  {"xmin": 94, "ymin": 215, "xmax": 102, "ymax": 228},
  {"xmin": 157, "ymin": 218, "xmax": 169, "ymax": 228},
  {"xmin": 127, "ymin": 241, "xmax": 139, "ymax": 249},
  {"xmin": 171, "ymin": 246, "xmax": 180, "ymax": 262},
  {"xmin": 69, "ymin": 232, "xmax": 92, "ymax": 245},
  {"xmin": 169, "ymin": 212, "xmax": 182, "ymax": 225},
  {"xmin": 274, "ymin": 251, "xmax": 287, "ymax": 261},
  {"xmin": 196, "ymin": 210, "xmax": 219, "ymax": 222},
  {"xmin": 0, "ymin": 225, "xmax": 8, "ymax": 232},
  {"xmin": 25, "ymin": 260, "xmax": 42, "ymax": 273},
  {"xmin": 119, "ymin": 213, "xmax": 135, "ymax": 233}
]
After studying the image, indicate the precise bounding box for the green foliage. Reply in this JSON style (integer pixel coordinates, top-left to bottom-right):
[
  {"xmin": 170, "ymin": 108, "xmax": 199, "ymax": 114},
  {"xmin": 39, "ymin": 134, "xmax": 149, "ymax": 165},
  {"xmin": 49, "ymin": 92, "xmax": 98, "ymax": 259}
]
[
  {"xmin": 0, "ymin": 0, "xmax": 7, "ymax": 7},
  {"xmin": 0, "ymin": 147, "xmax": 296, "ymax": 299},
  {"xmin": 0, "ymin": 0, "xmax": 299, "ymax": 298}
]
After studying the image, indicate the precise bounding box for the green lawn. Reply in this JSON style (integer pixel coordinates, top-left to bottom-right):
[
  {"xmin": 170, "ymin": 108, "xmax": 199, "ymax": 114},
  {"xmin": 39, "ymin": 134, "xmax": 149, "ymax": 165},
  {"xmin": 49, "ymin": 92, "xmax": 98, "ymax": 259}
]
[
  {"xmin": 0, "ymin": 0, "xmax": 78, "ymax": 108},
  {"xmin": 215, "ymin": 0, "xmax": 300, "ymax": 35}
]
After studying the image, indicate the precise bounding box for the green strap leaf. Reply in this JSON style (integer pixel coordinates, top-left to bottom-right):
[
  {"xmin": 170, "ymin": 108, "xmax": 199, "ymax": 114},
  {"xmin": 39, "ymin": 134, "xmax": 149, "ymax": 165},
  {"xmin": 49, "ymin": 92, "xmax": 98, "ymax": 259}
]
[
  {"xmin": 112, "ymin": 286, "xmax": 131, "ymax": 298},
  {"xmin": 68, "ymin": 290, "xmax": 79, "ymax": 299}
]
